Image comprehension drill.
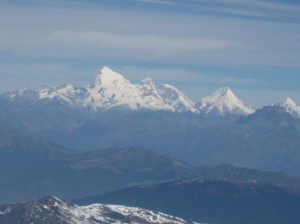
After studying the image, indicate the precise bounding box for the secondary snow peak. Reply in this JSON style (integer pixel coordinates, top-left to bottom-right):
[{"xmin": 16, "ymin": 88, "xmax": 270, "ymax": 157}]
[
  {"xmin": 89, "ymin": 66, "xmax": 130, "ymax": 90},
  {"xmin": 278, "ymin": 97, "xmax": 300, "ymax": 118},
  {"xmin": 282, "ymin": 97, "xmax": 297, "ymax": 107},
  {"xmin": 198, "ymin": 87, "xmax": 255, "ymax": 116}
]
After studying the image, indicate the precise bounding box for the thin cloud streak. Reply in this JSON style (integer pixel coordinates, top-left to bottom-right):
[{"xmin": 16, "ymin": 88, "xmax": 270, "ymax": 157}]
[
  {"xmin": 0, "ymin": 63, "xmax": 96, "ymax": 92},
  {"xmin": 118, "ymin": 66, "xmax": 259, "ymax": 86},
  {"xmin": 135, "ymin": 0, "xmax": 178, "ymax": 5},
  {"xmin": 0, "ymin": 3, "xmax": 299, "ymax": 67},
  {"xmin": 135, "ymin": 0, "xmax": 300, "ymax": 20},
  {"xmin": 53, "ymin": 30, "xmax": 231, "ymax": 53}
]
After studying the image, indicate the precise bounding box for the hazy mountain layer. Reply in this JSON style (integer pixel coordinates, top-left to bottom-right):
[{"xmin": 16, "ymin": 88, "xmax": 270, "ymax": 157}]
[
  {"xmin": 1, "ymin": 125, "xmax": 300, "ymax": 204},
  {"xmin": 77, "ymin": 179, "xmax": 300, "ymax": 224}
]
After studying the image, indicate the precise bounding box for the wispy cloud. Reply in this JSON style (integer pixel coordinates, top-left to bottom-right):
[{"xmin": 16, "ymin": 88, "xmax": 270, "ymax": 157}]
[
  {"xmin": 0, "ymin": 28, "xmax": 232, "ymax": 61},
  {"xmin": 53, "ymin": 30, "xmax": 231, "ymax": 55},
  {"xmin": 134, "ymin": 0, "xmax": 300, "ymax": 21},
  {"xmin": 0, "ymin": 63, "xmax": 96, "ymax": 92},
  {"xmin": 135, "ymin": 0, "xmax": 177, "ymax": 5},
  {"xmin": 118, "ymin": 66, "xmax": 259, "ymax": 85},
  {"xmin": 0, "ymin": 2, "xmax": 299, "ymax": 67}
]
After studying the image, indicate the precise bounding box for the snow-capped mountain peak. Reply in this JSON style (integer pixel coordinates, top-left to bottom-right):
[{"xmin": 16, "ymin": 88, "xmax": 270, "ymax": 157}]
[
  {"xmin": 198, "ymin": 87, "xmax": 255, "ymax": 116},
  {"xmin": 278, "ymin": 97, "xmax": 300, "ymax": 118},
  {"xmin": 84, "ymin": 67, "xmax": 196, "ymax": 112},
  {"xmin": 0, "ymin": 196, "xmax": 200, "ymax": 224},
  {"xmin": 206, "ymin": 87, "xmax": 237, "ymax": 102},
  {"xmin": 85, "ymin": 67, "xmax": 143, "ymax": 110},
  {"xmin": 281, "ymin": 97, "xmax": 297, "ymax": 108},
  {"xmin": 89, "ymin": 66, "xmax": 130, "ymax": 90}
]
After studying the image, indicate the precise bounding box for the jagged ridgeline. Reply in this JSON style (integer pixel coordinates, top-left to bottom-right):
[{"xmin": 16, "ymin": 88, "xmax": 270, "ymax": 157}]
[{"xmin": 3, "ymin": 66, "xmax": 300, "ymax": 116}]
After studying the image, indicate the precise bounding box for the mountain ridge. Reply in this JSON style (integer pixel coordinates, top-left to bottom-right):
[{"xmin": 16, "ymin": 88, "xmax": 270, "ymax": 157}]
[
  {"xmin": 0, "ymin": 195, "xmax": 199, "ymax": 224},
  {"xmin": 2, "ymin": 125, "xmax": 300, "ymax": 204},
  {"xmin": 4, "ymin": 66, "xmax": 286, "ymax": 117}
]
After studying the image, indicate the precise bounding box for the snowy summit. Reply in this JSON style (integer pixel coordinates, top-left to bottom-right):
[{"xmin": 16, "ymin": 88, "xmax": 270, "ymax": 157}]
[
  {"xmin": 84, "ymin": 67, "xmax": 196, "ymax": 112},
  {"xmin": 198, "ymin": 87, "xmax": 255, "ymax": 116},
  {"xmin": 0, "ymin": 196, "xmax": 201, "ymax": 224},
  {"xmin": 278, "ymin": 98, "xmax": 300, "ymax": 119}
]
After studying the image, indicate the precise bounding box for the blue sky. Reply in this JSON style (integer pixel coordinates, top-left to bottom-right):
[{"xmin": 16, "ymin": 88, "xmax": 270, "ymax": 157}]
[{"xmin": 0, "ymin": 0, "xmax": 300, "ymax": 106}]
